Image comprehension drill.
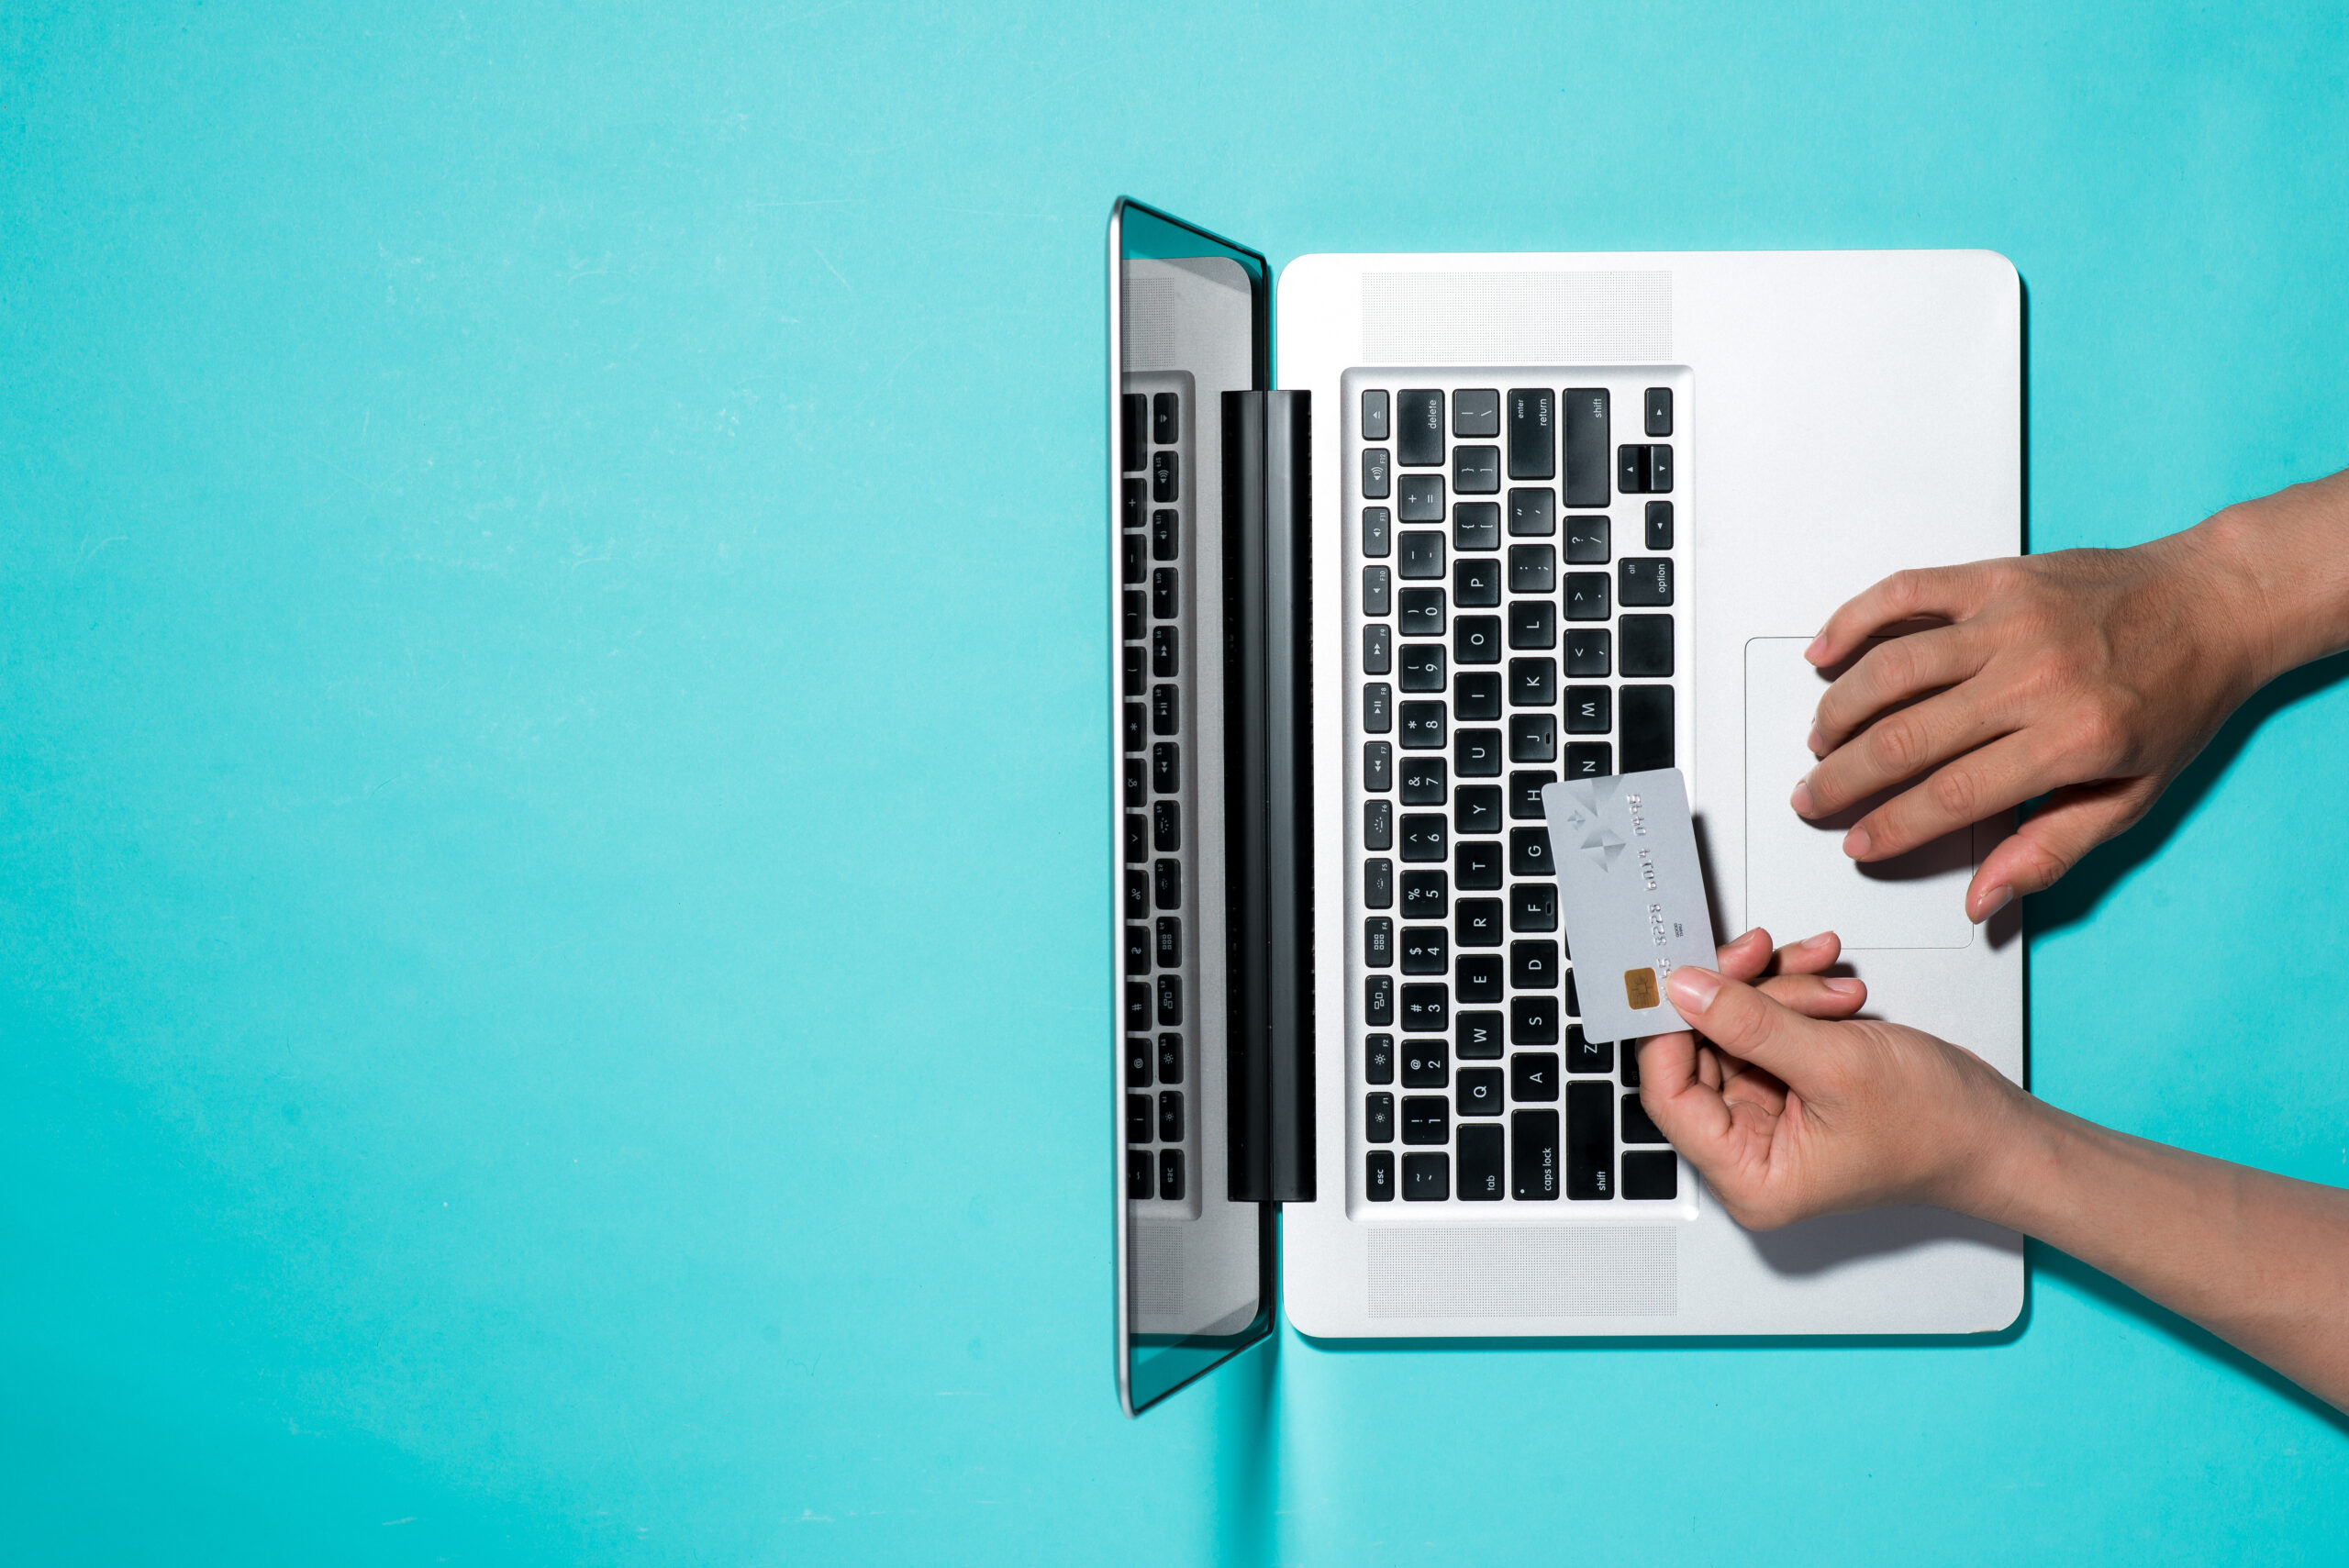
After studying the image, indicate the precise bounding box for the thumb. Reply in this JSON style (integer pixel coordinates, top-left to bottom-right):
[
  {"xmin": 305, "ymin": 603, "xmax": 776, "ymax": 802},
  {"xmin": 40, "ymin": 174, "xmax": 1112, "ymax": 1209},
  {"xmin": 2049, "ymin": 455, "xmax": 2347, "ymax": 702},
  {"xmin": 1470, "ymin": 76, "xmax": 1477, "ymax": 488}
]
[
  {"xmin": 1664, "ymin": 965, "xmax": 1825, "ymax": 1082},
  {"xmin": 1968, "ymin": 775, "xmax": 2165, "ymax": 919}
]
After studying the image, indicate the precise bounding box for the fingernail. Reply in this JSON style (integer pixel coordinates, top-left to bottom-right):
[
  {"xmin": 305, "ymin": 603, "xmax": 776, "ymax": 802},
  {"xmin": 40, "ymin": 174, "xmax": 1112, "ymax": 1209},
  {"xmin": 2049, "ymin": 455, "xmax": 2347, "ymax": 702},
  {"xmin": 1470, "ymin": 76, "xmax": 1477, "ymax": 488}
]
[
  {"xmin": 1805, "ymin": 725, "xmax": 1825, "ymax": 757},
  {"xmin": 1800, "ymin": 931, "xmax": 1835, "ymax": 951},
  {"xmin": 1790, "ymin": 778, "xmax": 1816, "ymax": 816},
  {"xmin": 1842, "ymin": 826, "xmax": 1871, "ymax": 859},
  {"xmin": 1667, "ymin": 967, "xmax": 1722, "ymax": 1013},
  {"xmin": 1804, "ymin": 632, "xmax": 1828, "ymax": 662},
  {"xmin": 1975, "ymin": 884, "xmax": 2012, "ymax": 923},
  {"xmin": 1825, "ymin": 976, "xmax": 1863, "ymax": 995}
]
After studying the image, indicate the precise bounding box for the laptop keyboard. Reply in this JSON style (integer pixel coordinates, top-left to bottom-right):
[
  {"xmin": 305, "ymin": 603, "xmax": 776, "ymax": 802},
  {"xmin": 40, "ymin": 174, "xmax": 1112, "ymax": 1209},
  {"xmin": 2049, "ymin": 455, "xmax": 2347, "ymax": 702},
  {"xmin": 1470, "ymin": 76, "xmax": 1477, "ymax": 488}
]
[
  {"xmin": 1119, "ymin": 374, "xmax": 1197, "ymax": 1215},
  {"xmin": 1349, "ymin": 373, "xmax": 1690, "ymax": 1208}
]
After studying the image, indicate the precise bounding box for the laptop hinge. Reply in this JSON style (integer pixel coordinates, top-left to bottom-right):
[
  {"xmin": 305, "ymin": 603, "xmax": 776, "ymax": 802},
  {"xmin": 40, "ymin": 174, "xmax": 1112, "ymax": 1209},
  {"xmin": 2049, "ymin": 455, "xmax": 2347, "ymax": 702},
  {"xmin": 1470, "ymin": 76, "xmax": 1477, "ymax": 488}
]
[{"xmin": 1221, "ymin": 389, "xmax": 1315, "ymax": 1205}]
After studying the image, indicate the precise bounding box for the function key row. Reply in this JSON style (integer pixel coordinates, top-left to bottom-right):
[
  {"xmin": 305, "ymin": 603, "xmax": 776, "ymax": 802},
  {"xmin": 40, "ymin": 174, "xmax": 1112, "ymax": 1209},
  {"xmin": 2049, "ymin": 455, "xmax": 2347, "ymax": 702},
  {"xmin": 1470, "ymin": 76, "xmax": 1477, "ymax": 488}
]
[{"xmin": 1361, "ymin": 386, "xmax": 1673, "ymax": 511}]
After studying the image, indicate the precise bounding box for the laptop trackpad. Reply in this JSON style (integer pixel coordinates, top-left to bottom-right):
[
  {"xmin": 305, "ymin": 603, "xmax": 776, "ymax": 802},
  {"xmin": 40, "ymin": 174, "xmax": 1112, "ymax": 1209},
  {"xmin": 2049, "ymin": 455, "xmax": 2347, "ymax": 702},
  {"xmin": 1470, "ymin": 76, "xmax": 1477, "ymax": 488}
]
[{"xmin": 1743, "ymin": 638, "xmax": 1974, "ymax": 951}]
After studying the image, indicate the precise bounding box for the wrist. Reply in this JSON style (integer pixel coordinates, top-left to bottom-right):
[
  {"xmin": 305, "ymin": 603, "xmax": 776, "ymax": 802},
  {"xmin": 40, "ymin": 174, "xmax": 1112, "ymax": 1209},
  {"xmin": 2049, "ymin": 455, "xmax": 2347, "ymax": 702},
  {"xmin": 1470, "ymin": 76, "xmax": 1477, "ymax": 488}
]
[
  {"xmin": 1931, "ymin": 1067, "xmax": 2065, "ymax": 1229},
  {"xmin": 2183, "ymin": 475, "xmax": 2349, "ymax": 684}
]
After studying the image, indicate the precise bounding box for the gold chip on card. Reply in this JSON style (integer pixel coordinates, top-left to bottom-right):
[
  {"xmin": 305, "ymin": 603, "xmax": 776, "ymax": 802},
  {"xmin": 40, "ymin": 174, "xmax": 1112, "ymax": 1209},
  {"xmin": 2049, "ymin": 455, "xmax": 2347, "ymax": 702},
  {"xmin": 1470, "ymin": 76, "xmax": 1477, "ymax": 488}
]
[{"xmin": 1623, "ymin": 968, "xmax": 1660, "ymax": 1010}]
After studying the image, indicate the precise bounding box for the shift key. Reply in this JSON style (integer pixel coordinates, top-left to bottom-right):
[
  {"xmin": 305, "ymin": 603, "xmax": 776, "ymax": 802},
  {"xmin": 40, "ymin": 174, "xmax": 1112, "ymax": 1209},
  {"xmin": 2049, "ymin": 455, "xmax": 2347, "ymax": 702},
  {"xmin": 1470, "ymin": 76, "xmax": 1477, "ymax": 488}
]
[
  {"xmin": 1567, "ymin": 1080, "xmax": 1613, "ymax": 1199},
  {"xmin": 1564, "ymin": 388, "xmax": 1610, "ymax": 508}
]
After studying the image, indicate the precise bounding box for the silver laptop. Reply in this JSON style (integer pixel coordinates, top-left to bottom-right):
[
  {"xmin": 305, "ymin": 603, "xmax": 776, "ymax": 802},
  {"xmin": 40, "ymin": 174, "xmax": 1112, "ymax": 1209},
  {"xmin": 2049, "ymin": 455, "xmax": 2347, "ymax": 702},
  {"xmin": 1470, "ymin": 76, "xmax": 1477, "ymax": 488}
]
[{"xmin": 1109, "ymin": 199, "xmax": 2024, "ymax": 1415}]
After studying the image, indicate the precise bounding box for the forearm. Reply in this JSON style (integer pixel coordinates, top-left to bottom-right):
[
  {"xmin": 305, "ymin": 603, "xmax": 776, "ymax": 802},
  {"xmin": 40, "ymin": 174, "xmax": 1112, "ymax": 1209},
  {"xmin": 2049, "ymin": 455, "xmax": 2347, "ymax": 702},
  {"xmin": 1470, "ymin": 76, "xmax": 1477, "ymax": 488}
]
[
  {"xmin": 2184, "ymin": 467, "xmax": 2349, "ymax": 684},
  {"xmin": 1961, "ymin": 1090, "xmax": 2349, "ymax": 1410}
]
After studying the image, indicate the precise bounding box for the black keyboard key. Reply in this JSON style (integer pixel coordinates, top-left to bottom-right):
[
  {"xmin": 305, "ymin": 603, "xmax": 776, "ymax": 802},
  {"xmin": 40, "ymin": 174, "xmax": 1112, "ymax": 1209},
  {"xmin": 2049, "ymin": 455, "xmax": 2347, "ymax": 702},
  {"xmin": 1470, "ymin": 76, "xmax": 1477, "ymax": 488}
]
[
  {"xmin": 1366, "ymin": 1149, "xmax": 1397, "ymax": 1199},
  {"xmin": 1508, "ymin": 598, "xmax": 1557, "ymax": 650},
  {"xmin": 1509, "ymin": 713, "xmax": 1556, "ymax": 762},
  {"xmin": 1399, "ymin": 638, "xmax": 1437, "ymax": 690},
  {"xmin": 1565, "ymin": 628, "xmax": 1610, "ymax": 677},
  {"xmin": 1127, "ymin": 1092, "xmax": 1153, "ymax": 1143},
  {"xmin": 1509, "ymin": 770, "xmax": 1556, "ymax": 820},
  {"xmin": 1566, "ymin": 971, "xmax": 1582, "ymax": 1020},
  {"xmin": 1564, "ymin": 743, "xmax": 1612, "ymax": 779},
  {"xmin": 1616, "ymin": 443, "xmax": 1648, "ymax": 495},
  {"xmin": 1364, "ymin": 798, "xmax": 1393, "ymax": 852},
  {"xmin": 1620, "ymin": 1042, "xmax": 1641, "ymax": 1089},
  {"xmin": 1400, "ymin": 925, "xmax": 1448, "ymax": 974},
  {"xmin": 1397, "ymin": 390, "xmax": 1444, "ymax": 466},
  {"xmin": 1508, "ymin": 544, "xmax": 1555, "ymax": 594},
  {"xmin": 1364, "ymin": 683, "xmax": 1392, "ymax": 734},
  {"xmin": 1511, "ymin": 1051, "xmax": 1559, "ymax": 1102},
  {"xmin": 1645, "ymin": 499, "xmax": 1674, "ymax": 550},
  {"xmin": 1401, "ymin": 1096, "xmax": 1450, "ymax": 1145},
  {"xmin": 1510, "ymin": 826, "xmax": 1554, "ymax": 875},
  {"xmin": 1401, "ymin": 984, "xmax": 1450, "ymax": 1032},
  {"xmin": 1124, "ymin": 590, "xmax": 1144, "ymax": 642},
  {"xmin": 1456, "ymin": 838, "xmax": 1504, "ymax": 891},
  {"xmin": 1455, "ymin": 1008, "xmax": 1503, "ymax": 1059},
  {"xmin": 1364, "ymin": 565, "xmax": 1392, "ymax": 617},
  {"xmin": 1457, "ymin": 785, "xmax": 1502, "ymax": 834},
  {"xmin": 1127, "ymin": 868, "xmax": 1148, "ymax": 921},
  {"xmin": 1399, "ymin": 869, "xmax": 1447, "ymax": 918},
  {"xmin": 1153, "ymin": 625, "xmax": 1179, "ymax": 677},
  {"xmin": 1453, "ymin": 445, "xmax": 1499, "ymax": 495},
  {"xmin": 1152, "ymin": 683, "xmax": 1179, "ymax": 736},
  {"xmin": 1152, "ymin": 506, "xmax": 1179, "ymax": 561},
  {"xmin": 1565, "ymin": 515, "xmax": 1609, "ymax": 565},
  {"xmin": 1567, "ymin": 1080, "xmax": 1613, "ymax": 1199},
  {"xmin": 1398, "ymin": 756, "xmax": 1446, "ymax": 806},
  {"xmin": 1510, "ymin": 882, "xmax": 1557, "ymax": 932},
  {"xmin": 1126, "ymin": 923, "xmax": 1151, "ymax": 976},
  {"xmin": 1153, "ymin": 741, "xmax": 1179, "ymax": 795},
  {"xmin": 1158, "ymin": 1031, "xmax": 1184, "ymax": 1084},
  {"xmin": 1400, "ymin": 813, "xmax": 1448, "ymax": 862},
  {"xmin": 1124, "ymin": 702, "xmax": 1145, "ymax": 753},
  {"xmin": 1155, "ymin": 856, "xmax": 1182, "ymax": 910},
  {"xmin": 1569, "ymin": 1025, "xmax": 1613, "ymax": 1075},
  {"xmin": 1620, "ymin": 557, "xmax": 1672, "ymax": 606},
  {"xmin": 1401, "ymin": 1036, "xmax": 1448, "ymax": 1088},
  {"xmin": 1457, "ymin": 897, "xmax": 1503, "ymax": 946},
  {"xmin": 1363, "ymin": 505, "xmax": 1392, "ymax": 558},
  {"xmin": 1398, "ymin": 473, "xmax": 1445, "ymax": 522},
  {"xmin": 1564, "ymin": 573, "xmax": 1609, "ymax": 621},
  {"xmin": 1621, "ymin": 685, "xmax": 1675, "ymax": 772},
  {"xmin": 1366, "ymin": 1033, "xmax": 1395, "ymax": 1084},
  {"xmin": 1647, "ymin": 444, "xmax": 1673, "ymax": 493},
  {"xmin": 1365, "ymin": 742, "xmax": 1393, "ymax": 793},
  {"xmin": 1453, "ymin": 502, "xmax": 1501, "ymax": 550},
  {"xmin": 1508, "ymin": 485, "xmax": 1556, "ymax": 536},
  {"xmin": 1454, "ymin": 556, "xmax": 1501, "ymax": 607},
  {"xmin": 1644, "ymin": 386, "xmax": 1672, "ymax": 438},
  {"xmin": 1458, "ymin": 1123, "xmax": 1504, "ymax": 1198},
  {"xmin": 1363, "ymin": 446, "xmax": 1391, "ymax": 499},
  {"xmin": 1565, "ymin": 685, "xmax": 1610, "ymax": 734},
  {"xmin": 1510, "ymin": 656, "xmax": 1557, "ymax": 707},
  {"xmin": 1123, "ymin": 533, "xmax": 1146, "ymax": 585},
  {"xmin": 1123, "ymin": 394, "xmax": 1146, "ymax": 471},
  {"xmin": 1402, "ymin": 1151, "xmax": 1450, "ymax": 1200},
  {"xmin": 1156, "ymin": 975, "xmax": 1182, "ymax": 1026},
  {"xmin": 1364, "ymin": 623, "xmax": 1391, "ymax": 676},
  {"xmin": 1159, "ymin": 1148, "xmax": 1186, "ymax": 1200},
  {"xmin": 1621, "ymin": 1150, "xmax": 1677, "ymax": 1200},
  {"xmin": 1152, "ymin": 566, "xmax": 1178, "ymax": 619},
  {"xmin": 1125, "ymin": 813, "xmax": 1147, "ymax": 862},
  {"xmin": 1399, "ymin": 700, "xmax": 1445, "ymax": 750},
  {"xmin": 1152, "ymin": 799, "xmax": 1180, "ymax": 851},
  {"xmin": 1158, "ymin": 1089, "xmax": 1185, "ymax": 1142},
  {"xmin": 1511, "ymin": 993, "xmax": 1560, "ymax": 1045},
  {"xmin": 1508, "ymin": 389, "xmax": 1555, "ymax": 480},
  {"xmin": 1365, "ymin": 857, "xmax": 1394, "ymax": 909},
  {"xmin": 1365, "ymin": 916, "xmax": 1394, "ymax": 969},
  {"xmin": 1124, "ymin": 475, "xmax": 1145, "ymax": 530},
  {"xmin": 1155, "ymin": 917, "xmax": 1182, "ymax": 969},
  {"xmin": 1362, "ymin": 388, "xmax": 1390, "ymax": 440},
  {"xmin": 1453, "ymin": 389, "xmax": 1500, "ymax": 437},
  {"xmin": 1153, "ymin": 391, "xmax": 1180, "ymax": 445},
  {"xmin": 1455, "ymin": 671, "xmax": 1502, "ymax": 719},
  {"xmin": 1622, "ymin": 1092, "xmax": 1668, "ymax": 1144},
  {"xmin": 1458, "ymin": 1067, "xmax": 1504, "ymax": 1118},
  {"xmin": 1455, "ymin": 616, "xmax": 1501, "ymax": 665},
  {"xmin": 1564, "ymin": 388, "xmax": 1610, "ymax": 507},
  {"xmin": 1512, "ymin": 1110, "xmax": 1561, "ymax": 1199},
  {"xmin": 1456, "ymin": 951, "xmax": 1504, "ymax": 1005},
  {"xmin": 1399, "ymin": 529, "xmax": 1445, "ymax": 580},
  {"xmin": 1511, "ymin": 939, "xmax": 1560, "ymax": 990},
  {"xmin": 1455, "ymin": 728, "xmax": 1502, "ymax": 777},
  {"xmin": 1397, "ymin": 586, "xmax": 1443, "ymax": 637},
  {"xmin": 1127, "ymin": 981, "xmax": 1152, "ymax": 1032},
  {"xmin": 1620, "ymin": 614, "xmax": 1673, "ymax": 677},
  {"xmin": 1152, "ymin": 450, "xmax": 1178, "ymax": 503},
  {"xmin": 1366, "ymin": 1093, "xmax": 1396, "ymax": 1144},
  {"xmin": 1366, "ymin": 973, "xmax": 1395, "ymax": 1027},
  {"xmin": 1129, "ymin": 1149, "xmax": 1152, "ymax": 1197}
]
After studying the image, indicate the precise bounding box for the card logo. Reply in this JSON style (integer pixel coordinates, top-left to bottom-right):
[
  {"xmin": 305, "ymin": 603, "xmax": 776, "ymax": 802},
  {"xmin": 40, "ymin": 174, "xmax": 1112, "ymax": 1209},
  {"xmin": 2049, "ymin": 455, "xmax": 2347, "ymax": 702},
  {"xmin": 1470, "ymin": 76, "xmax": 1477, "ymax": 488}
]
[{"xmin": 1558, "ymin": 783, "xmax": 1626, "ymax": 872}]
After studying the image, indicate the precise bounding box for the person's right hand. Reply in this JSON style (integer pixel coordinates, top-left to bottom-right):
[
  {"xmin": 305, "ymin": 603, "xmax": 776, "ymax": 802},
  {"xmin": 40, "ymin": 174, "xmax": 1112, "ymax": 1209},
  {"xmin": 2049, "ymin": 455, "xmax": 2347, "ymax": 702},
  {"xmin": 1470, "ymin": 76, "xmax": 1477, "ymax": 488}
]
[{"xmin": 1636, "ymin": 951, "xmax": 2032, "ymax": 1229}]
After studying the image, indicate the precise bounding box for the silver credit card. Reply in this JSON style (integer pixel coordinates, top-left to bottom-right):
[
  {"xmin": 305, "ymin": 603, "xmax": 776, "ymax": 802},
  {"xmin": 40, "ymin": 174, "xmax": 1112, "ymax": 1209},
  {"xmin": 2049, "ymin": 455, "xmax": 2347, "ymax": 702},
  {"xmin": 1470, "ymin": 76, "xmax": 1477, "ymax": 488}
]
[{"xmin": 1542, "ymin": 769, "xmax": 1717, "ymax": 1044}]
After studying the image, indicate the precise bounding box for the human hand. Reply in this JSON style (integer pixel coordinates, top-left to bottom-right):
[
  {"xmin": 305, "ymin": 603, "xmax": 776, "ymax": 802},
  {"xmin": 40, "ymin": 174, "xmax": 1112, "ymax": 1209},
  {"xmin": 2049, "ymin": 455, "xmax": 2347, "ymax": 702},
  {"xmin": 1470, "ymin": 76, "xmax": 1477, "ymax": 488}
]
[
  {"xmin": 1636, "ymin": 932, "xmax": 2029, "ymax": 1229},
  {"xmin": 1793, "ymin": 533, "xmax": 2267, "ymax": 921}
]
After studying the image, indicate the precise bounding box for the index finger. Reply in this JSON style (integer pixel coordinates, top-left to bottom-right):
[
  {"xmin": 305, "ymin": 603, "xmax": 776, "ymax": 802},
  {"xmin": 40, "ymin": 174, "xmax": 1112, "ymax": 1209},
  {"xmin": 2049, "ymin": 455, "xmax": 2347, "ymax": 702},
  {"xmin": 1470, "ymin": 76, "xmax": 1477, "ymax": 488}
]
[{"xmin": 1808, "ymin": 562, "xmax": 2001, "ymax": 669}]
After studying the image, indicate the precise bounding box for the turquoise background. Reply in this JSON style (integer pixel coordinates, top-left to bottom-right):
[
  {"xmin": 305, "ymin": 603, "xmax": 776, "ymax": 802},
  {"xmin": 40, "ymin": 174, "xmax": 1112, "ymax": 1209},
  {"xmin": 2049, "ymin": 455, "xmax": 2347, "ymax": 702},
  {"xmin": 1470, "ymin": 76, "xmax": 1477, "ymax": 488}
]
[{"xmin": 6, "ymin": 1, "xmax": 2348, "ymax": 1562}]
